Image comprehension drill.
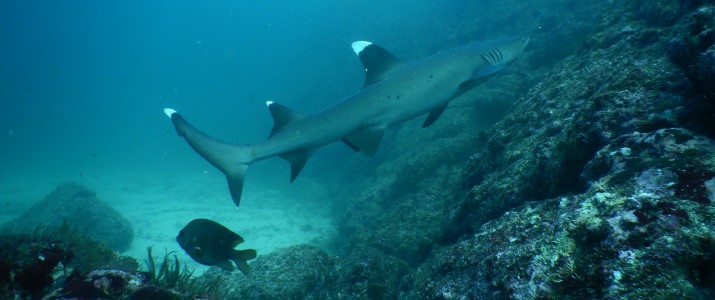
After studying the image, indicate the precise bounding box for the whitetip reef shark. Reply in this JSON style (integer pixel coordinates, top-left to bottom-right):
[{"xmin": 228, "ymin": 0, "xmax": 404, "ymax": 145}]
[{"xmin": 164, "ymin": 37, "xmax": 530, "ymax": 207}]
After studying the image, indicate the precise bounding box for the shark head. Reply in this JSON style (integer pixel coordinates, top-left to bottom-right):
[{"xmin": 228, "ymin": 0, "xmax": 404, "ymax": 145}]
[{"xmin": 477, "ymin": 36, "xmax": 530, "ymax": 66}]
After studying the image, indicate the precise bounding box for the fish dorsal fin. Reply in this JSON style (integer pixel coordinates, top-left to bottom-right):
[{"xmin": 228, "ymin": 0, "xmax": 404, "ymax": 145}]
[
  {"xmin": 352, "ymin": 41, "xmax": 402, "ymax": 87},
  {"xmin": 232, "ymin": 234, "xmax": 245, "ymax": 247},
  {"xmin": 423, "ymin": 103, "xmax": 449, "ymax": 128},
  {"xmin": 280, "ymin": 149, "xmax": 312, "ymax": 182},
  {"xmin": 267, "ymin": 101, "xmax": 304, "ymax": 138},
  {"xmin": 342, "ymin": 127, "xmax": 385, "ymax": 156}
]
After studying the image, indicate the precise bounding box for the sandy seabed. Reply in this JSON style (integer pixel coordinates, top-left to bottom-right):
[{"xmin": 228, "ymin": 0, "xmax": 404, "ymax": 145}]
[{"xmin": 0, "ymin": 168, "xmax": 337, "ymax": 275}]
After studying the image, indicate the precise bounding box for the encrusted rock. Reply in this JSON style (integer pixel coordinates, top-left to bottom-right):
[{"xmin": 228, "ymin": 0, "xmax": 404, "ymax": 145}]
[{"xmin": 2, "ymin": 183, "xmax": 134, "ymax": 252}]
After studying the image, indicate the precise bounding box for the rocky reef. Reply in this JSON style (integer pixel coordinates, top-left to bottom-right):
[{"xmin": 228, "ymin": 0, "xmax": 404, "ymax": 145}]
[
  {"xmin": 2, "ymin": 0, "xmax": 714, "ymax": 299},
  {"xmin": 405, "ymin": 128, "xmax": 714, "ymax": 299},
  {"xmin": 0, "ymin": 224, "xmax": 139, "ymax": 299},
  {"xmin": 2, "ymin": 183, "xmax": 134, "ymax": 252}
]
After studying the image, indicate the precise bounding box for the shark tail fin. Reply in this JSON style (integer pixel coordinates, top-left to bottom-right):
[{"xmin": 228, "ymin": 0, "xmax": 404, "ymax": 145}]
[{"xmin": 164, "ymin": 108, "xmax": 254, "ymax": 207}]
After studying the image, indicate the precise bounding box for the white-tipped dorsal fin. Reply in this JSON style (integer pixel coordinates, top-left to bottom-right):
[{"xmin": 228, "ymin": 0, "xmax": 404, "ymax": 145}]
[
  {"xmin": 351, "ymin": 41, "xmax": 372, "ymax": 55},
  {"xmin": 164, "ymin": 108, "xmax": 177, "ymax": 118},
  {"xmin": 350, "ymin": 41, "xmax": 402, "ymax": 87}
]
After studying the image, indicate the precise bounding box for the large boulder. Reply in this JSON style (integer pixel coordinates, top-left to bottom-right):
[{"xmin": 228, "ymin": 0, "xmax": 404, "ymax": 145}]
[{"xmin": 2, "ymin": 183, "xmax": 133, "ymax": 252}]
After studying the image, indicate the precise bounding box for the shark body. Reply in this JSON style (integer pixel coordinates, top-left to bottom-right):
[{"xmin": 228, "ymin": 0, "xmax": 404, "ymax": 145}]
[{"xmin": 165, "ymin": 37, "xmax": 529, "ymax": 207}]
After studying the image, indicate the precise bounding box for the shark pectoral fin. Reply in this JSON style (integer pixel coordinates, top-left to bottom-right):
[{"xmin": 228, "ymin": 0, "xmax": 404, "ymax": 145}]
[
  {"xmin": 456, "ymin": 65, "xmax": 506, "ymax": 96},
  {"xmin": 280, "ymin": 150, "xmax": 312, "ymax": 182},
  {"xmin": 423, "ymin": 103, "xmax": 449, "ymax": 128},
  {"xmin": 473, "ymin": 64, "xmax": 505, "ymax": 79},
  {"xmin": 266, "ymin": 101, "xmax": 305, "ymax": 138},
  {"xmin": 226, "ymin": 164, "xmax": 249, "ymax": 207},
  {"xmin": 352, "ymin": 41, "xmax": 402, "ymax": 87},
  {"xmin": 343, "ymin": 128, "xmax": 385, "ymax": 156}
]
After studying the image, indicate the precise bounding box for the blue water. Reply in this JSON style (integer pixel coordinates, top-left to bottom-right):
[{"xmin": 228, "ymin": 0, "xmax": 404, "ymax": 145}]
[{"xmin": 0, "ymin": 1, "xmax": 472, "ymax": 181}]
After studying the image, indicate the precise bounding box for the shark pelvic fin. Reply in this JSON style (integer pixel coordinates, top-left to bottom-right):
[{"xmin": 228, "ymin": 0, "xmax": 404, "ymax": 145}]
[
  {"xmin": 423, "ymin": 103, "xmax": 449, "ymax": 127},
  {"xmin": 280, "ymin": 150, "xmax": 312, "ymax": 182},
  {"xmin": 352, "ymin": 41, "xmax": 402, "ymax": 87},
  {"xmin": 342, "ymin": 127, "xmax": 385, "ymax": 156},
  {"xmin": 267, "ymin": 101, "xmax": 304, "ymax": 138}
]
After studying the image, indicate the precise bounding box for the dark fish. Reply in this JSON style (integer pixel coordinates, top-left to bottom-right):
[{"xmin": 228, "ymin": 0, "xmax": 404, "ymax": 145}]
[{"xmin": 176, "ymin": 218, "xmax": 257, "ymax": 274}]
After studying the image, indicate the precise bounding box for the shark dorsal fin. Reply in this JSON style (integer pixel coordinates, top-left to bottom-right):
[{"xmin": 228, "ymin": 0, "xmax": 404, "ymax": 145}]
[
  {"xmin": 352, "ymin": 41, "xmax": 402, "ymax": 87},
  {"xmin": 342, "ymin": 127, "xmax": 385, "ymax": 156},
  {"xmin": 267, "ymin": 101, "xmax": 304, "ymax": 138},
  {"xmin": 280, "ymin": 150, "xmax": 312, "ymax": 182}
]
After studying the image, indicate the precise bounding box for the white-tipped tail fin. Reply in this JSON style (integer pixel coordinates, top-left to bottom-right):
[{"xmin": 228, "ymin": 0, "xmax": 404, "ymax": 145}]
[{"xmin": 165, "ymin": 109, "xmax": 254, "ymax": 207}]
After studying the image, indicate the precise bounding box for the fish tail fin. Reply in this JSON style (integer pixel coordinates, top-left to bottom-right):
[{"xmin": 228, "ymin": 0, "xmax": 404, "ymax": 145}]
[
  {"xmin": 164, "ymin": 108, "xmax": 255, "ymax": 207},
  {"xmin": 232, "ymin": 249, "xmax": 257, "ymax": 275}
]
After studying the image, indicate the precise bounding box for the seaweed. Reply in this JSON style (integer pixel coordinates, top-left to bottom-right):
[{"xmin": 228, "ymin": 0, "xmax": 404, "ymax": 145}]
[
  {"xmin": 144, "ymin": 246, "xmax": 194, "ymax": 291},
  {"xmin": 143, "ymin": 246, "xmax": 237, "ymax": 299},
  {"xmin": 190, "ymin": 275, "xmax": 234, "ymax": 300}
]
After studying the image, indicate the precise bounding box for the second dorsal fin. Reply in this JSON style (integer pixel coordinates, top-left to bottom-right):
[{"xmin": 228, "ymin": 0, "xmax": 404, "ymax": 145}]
[
  {"xmin": 266, "ymin": 101, "xmax": 304, "ymax": 138},
  {"xmin": 351, "ymin": 41, "xmax": 402, "ymax": 87}
]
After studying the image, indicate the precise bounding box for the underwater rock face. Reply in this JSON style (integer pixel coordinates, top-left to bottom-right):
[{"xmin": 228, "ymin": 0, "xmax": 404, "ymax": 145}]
[
  {"xmin": 194, "ymin": 243, "xmax": 409, "ymax": 299},
  {"xmin": 2, "ymin": 183, "xmax": 134, "ymax": 252},
  {"xmin": 696, "ymin": 46, "xmax": 715, "ymax": 96},
  {"xmin": 197, "ymin": 244, "xmax": 332, "ymax": 299},
  {"xmin": 404, "ymin": 128, "xmax": 715, "ymax": 299},
  {"xmin": 665, "ymin": 4, "xmax": 715, "ymax": 136}
]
